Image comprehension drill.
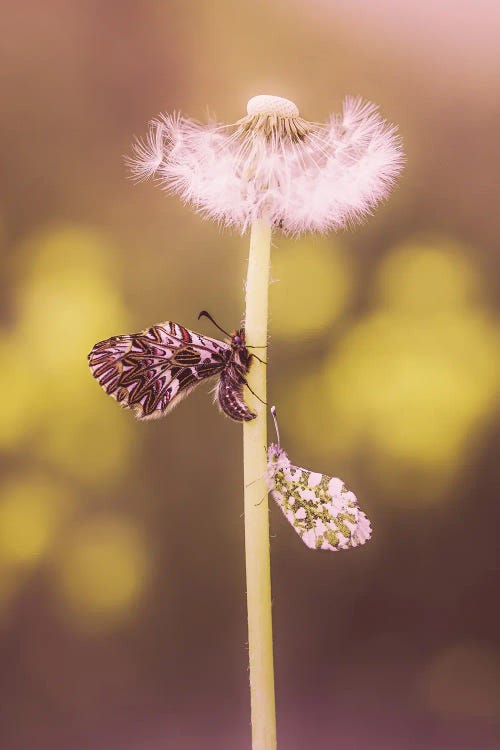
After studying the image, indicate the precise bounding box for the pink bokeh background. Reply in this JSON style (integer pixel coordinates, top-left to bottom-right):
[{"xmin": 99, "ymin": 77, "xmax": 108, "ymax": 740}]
[{"xmin": 1, "ymin": 2, "xmax": 498, "ymax": 749}]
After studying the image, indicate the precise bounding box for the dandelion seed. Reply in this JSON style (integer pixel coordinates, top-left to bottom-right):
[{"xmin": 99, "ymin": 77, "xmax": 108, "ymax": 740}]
[{"xmin": 127, "ymin": 94, "xmax": 404, "ymax": 234}]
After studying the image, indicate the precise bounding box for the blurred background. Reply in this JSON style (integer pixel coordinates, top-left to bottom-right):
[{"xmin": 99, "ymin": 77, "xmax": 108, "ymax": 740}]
[{"xmin": 1, "ymin": 1, "xmax": 499, "ymax": 748}]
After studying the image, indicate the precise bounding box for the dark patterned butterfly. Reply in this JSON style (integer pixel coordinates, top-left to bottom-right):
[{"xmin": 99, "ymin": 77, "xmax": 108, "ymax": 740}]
[{"xmin": 88, "ymin": 311, "xmax": 257, "ymax": 422}]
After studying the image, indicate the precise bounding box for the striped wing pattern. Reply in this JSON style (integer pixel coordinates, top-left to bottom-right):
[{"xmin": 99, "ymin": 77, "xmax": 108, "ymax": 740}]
[{"xmin": 88, "ymin": 321, "xmax": 230, "ymax": 421}]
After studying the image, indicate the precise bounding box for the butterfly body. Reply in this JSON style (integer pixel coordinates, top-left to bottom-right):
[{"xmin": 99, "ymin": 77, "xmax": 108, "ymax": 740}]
[
  {"xmin": 267, "ymin": 441, "xmax": 372, "ymax": 551},
  {"xmin": 88, "ymin": 320, "xmax": 256, "ymax": 422}
]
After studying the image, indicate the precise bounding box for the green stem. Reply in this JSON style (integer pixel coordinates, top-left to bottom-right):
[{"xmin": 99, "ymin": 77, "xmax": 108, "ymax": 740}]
[{"xmin": 243, "ymin": 218, "xmax": 276, "ymax": 750}]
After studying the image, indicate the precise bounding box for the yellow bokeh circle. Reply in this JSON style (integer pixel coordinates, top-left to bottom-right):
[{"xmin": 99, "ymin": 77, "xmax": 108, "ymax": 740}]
[
  {"xmin": 1, "ymin": 224, "xmax": 135, "ymax": 483},
  {"xmin": 270, "ymin": 236, "xmax": 352, "ymax": 339},
  {"xmin": 374, "ymin": 237, "xmax": 482, "ymax": 313},
  {"xmin": 280, "ymin": 239, "xmax": 498, "ymax": 506},
  {"xmin": 54, "ymin": 515, "xmax": 149, "ymax": 630},
  {"xmin": 0, "ymin": 476, "xmax": 71, "ymax": 566}
]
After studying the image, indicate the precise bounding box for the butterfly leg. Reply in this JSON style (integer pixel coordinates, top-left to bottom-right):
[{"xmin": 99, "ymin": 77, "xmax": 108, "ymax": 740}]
[
  {"xmin": 254, "ymin": 493, "xmax": 268, "ymax": 507},
  {"xmin": 245, "ymin": 466, "xmax": 268, "ymax": 488},
  {"xmin": 250, "ymin": 353, "xmax": 267, "ymax": 365},
  {"xmin": 243, "ymin": 379, "xmax": 267, "ymax": 406}
]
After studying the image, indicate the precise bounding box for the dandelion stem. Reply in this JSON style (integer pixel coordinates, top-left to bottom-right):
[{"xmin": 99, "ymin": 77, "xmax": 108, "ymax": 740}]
[{"xmin": 243, "ymin": 218, "xmax": 276, "ymax": 750}]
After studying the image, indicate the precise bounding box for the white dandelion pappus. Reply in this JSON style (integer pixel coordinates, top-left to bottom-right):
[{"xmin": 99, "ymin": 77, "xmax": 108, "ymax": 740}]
[
  {"xmin": 127, "ymin": 94, "xmax": 404, "ymax": 235},
  {"xmin": 266, "ymin": 406, "xmax": 372, "ymax": 551}
]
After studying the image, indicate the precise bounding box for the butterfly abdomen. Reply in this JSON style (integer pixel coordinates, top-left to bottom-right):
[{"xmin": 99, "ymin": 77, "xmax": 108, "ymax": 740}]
[{"xmin": 217, "ymin": 369, "xmax": 256, "ymax": 422}]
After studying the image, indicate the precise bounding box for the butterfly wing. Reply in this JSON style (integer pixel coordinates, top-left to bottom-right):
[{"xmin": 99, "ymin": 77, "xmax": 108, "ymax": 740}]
[
  {"xmin": 88, "ymin": 321, "xmax": 229, "ymax": 420},
  {"xmin": 267, "ymin": 446, "xmax": 372, "ymax": 551}
]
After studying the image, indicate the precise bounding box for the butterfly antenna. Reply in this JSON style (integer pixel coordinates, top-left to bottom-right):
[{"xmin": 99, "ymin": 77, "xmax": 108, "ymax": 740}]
[
  {"xmin": 271, "ymin": 405, "xmax": 280, "ymax": 448},
  {"xmin": 198, "ymin": 310, "xmax": 231, "ymax": 337}
]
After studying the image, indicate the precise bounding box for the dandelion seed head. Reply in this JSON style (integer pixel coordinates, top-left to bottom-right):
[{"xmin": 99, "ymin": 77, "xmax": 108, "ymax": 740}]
[
  {"xmin": 246, "ymin": 95, "xmax": 299, "ymax": 118},
  {"xmin": 128, "ymin": 95, "xmax": 404, "ymax": 235}
]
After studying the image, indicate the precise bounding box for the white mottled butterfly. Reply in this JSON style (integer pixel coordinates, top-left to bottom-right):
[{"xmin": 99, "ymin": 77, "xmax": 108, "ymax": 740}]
[{"xmin": 266, "ymin": 406, "xmax": 372, "ymax": 551}]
